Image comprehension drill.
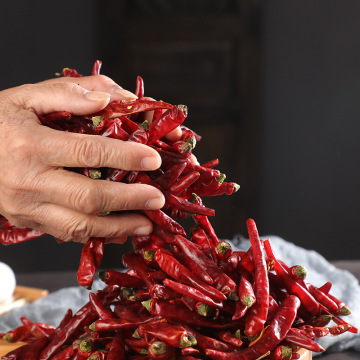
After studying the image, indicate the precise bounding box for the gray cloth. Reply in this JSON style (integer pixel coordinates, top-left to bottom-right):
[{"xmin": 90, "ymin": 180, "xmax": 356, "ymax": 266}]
[{"xmin": 0, "ymin": 236, "xmax": 359, "ymax": 355}]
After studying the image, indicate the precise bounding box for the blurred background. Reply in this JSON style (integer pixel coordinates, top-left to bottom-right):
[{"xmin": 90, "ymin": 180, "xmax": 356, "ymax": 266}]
[{"xmin": 0, "ymin": 0, "xmax": 359, "ymax": 273}]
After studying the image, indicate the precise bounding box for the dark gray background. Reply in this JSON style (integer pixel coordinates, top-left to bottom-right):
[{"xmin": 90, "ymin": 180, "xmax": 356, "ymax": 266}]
[{"xmin": 0, "ymin": 0, "xmax": 359, "ymax": 272}]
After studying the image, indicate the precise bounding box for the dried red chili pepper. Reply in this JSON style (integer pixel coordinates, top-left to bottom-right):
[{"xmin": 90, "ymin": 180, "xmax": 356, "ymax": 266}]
[
  {"xmin": 39, "ymin": 302, "xmax": 98, "ymax": 360},
  {"xmin": 301, "ymin": 323, "xmax": 352, "ymax": 338},
  {"xmin": 144, "ymin": 209, "xmax": 186, "ymax": 236},
  {"xmin": 20, "ymin": 317, "xmax": 53, "ymax": 339},
  {"xmin": 3, "ymin": 325, "xmax": 30, "ymax": 343},
  {"xmin": 91, "ymin": 60, "xmax": 102, "ymax": 75},
  {"xmin": 122, "ymin": 253, "xmax": 155, "ymax": 289},
  {"xmin": 154, "ymin": 248, "xmax": 226, "ymax": 302},
  {"xmin": 139, "ymin": 322, "xmax": 192, "ymax": 348},
  {"xmin": 171, "ymin": 235, "xmax": 236, "ymax": 295},
  {"xmin": 155, "ymin": 162, "xmax": 187, "ymax": 190},
  {"xmin": 263, "ymin": 239, "xmax": 320, "ymax": 316},
  {"xmin": 135, "ymin": 76, "xmax": 144, "ymax": 99},
  {"xmin": 244, "ymin": 219, "xmax": 269, "ymax": 336},
  {"xmin": 190, "ymin": 226, "xmax": 216, "ymax": 262},
  {"xmin": 62, "ymin": 67, "xmax": 83, "ymax": 77},
  {"xmin": 181, "ymin": 325, "xmax": 236, "ymax": 353},
  {"xmin": 318, "ymin": 281, "xmax": 332, "ymax": 294},
  {"xmin": 163, "ymin": 278, "xmax": 224, "ymax": 309},
  {"xmin": 77, "ymin": 237, "xmax": 105, "ymax": 289},
  {"xmin": 97, "ymin": 99, "xmax": 173, "ymax": 118},
  {"xmin": 0, "ymin": 224, "xmax": 45, "ymax": 245},
  {"xmin": 98, "ymin": 269, "xmax": 145, "ymax": 288},
  {"xmin": 168, "ymin": 171, "xmax": 200, "ymax": 196},
  {"xmin": 215, "ymin": 330, "xmax": 243, "ymax": 348},
  {"xmin": 89, "ymin": 292, "xmax": 114, "ymax": 321},
  {"xmin": 97, "ymin": 118, "xmax": 130, "ymax": 141},
  {"xmin": 92, "ymin": 316, "xmax": 162, "ymax": 333},
  {"xmin": 285, "ymin": 328, "xmax": 325, "ymax": 353},
  {"xmin": 206, "ymin": 295, "xmax": 301, "ymax": 360},
  {"xmin": 147, "ymin": 105, "xmax": 187, "ymax": 144},
  {"xmin": 268, "ymin": 345, "xmax": 293, "ymax": 360}
]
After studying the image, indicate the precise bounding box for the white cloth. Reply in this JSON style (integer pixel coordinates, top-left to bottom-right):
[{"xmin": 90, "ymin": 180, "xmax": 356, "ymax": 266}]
[{"xmin": 0, "ymin": 236, "xmax": 359, "ymax": 355}]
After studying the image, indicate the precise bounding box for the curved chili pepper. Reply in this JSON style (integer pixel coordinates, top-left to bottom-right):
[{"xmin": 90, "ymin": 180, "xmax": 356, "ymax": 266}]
[
  {"xmin": 190, "ymin": 226, "xmax": 216, "ymax": 262},
  {"xmin": 139, "ymin": 322, "xmax": 192, "ymax": 348},
  {"xmin": 92, "ymin": 60, "xmax": 102, "ymax": 75},
  {"xmin": 99, "ymin": 268, "xmax": 145, "ymax": 288},
  {"xmin": 163, "ymin": 278, "xmax": 224, "ymax": 309},
  {"xmin": 144, "ymin": 209, "xmax": 186, "ymax": 236},
  {"xmin": 168, "ymin": 171, "xmax": 200, "ymax": 196},
  {"xmin": 206, "ymin": 295, "xmax": 301, "ymax": 360},
  {"xmin": 107, "ymin": 330, "xmax": 126, "ymax": 360},
  {"xmin": 154, "ymin": 248, "xmax": 226, "ymax": 301},
  {"xmin": 318, "ymin": 281, "xmax": 332, "ymax": 294},
  {"xmin": 155, "ymin": 162, "xmax": 187, "ymax": 190},
  {"xmin": 244, "ymin": 219, "xmax": 269, "ymax": 336},
  {"xmin": 207, "ymin": 182, "xmax": 240, "ymax": 196},
  {"xmin": 0, "ymin": 225, "xmax": 45, "ymax": 245},
  {"xmin": 148, "ymin": 105, "xmax": 187, "ymax": 144},
  {"xmin": 285, "ymin": 328, "xmax": 325, "ymax": 352},
  {"xmin": 215, "ymin": 330, "xmax": 243, "ymax": 348},
  {"xmin": 3, "ymin": 325, "xmax": 30, "ymax": 343},
  {"xmin": 39, "ymin": 302, "xmax": 98, "ymax": 360},
  {"xmin": 122, "ymin": 253, "xmax": 155, "ymax": 289},
  {"xmin": 62, "ymin": 67, "xmax": 83, "ymax": 77},
  {"xmin": 150, "ymin": 284, "xmax": 180, "ymax": 300},
  {"xmin": 135, "ymin": 76, "xmax": 145, "ymax": 99},
  {"xmin": 171, "ymin": 234, "xmax": 236, "ymax": 295},
  {"xmin": 263, "ymin": 239, "xmax": 320, "ymax": 316},
  {"xmin": 268, "ymin": 345, "xmax": 293, "ymax": 360},
  {"xmin": 97, "ymin": 118, "xmax": 130, "ymax": 141},
  {"xmin": 301, "ymin": 323, "xmax": 352, "ymax": 338},
  {"xmin": 181, "ymin": 325, "xmax": 236, "ymax": 353},
  {"xmin": 92, "ymin": 316, "xmax": 162, "ymax": 332},
  {"xmin": 89, "ymin": 292, "xmax": 114, "ymax": 321},
  {"xmin": 149, "ymin": 299, "xmax": 235, "ymax": 329},
  {"xmin": 77, "ymin": 237, "xmax": 105, "ymax": 289},
  {"xmin": 20, "ymin": 317, "xmax": 54, "ymax": 339},
  {"xmin": 97, "ymin": 99, "xmax": 173, "ymax": 118}
]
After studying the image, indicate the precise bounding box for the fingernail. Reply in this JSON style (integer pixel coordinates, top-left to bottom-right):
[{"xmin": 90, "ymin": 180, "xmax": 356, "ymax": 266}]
[
  {"xmin": 146, "ymin": 196, "xmax": 165, "ymax": 210},
  {"xmin": 86, "ymin": 91, "xmax": 111, "ymax": 102},
  {"xmin": 141, "ymin": 154, "xmax": 161, "ymax": 170},
  {"xmin": 134, "ymin": 225, "xmax": 152, "ymax": 235},
  {"xmin": 114, "ymin": 88, "xmax": 138, "ymax": 101}
]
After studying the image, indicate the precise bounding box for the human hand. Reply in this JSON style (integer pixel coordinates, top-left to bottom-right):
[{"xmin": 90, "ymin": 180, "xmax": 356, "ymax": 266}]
[{"xmin": 0, "ymin": 75, "xmax": 167, "ymax": 244}]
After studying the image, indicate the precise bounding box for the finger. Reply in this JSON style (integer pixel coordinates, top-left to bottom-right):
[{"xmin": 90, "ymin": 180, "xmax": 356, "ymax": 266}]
[
  {"xmin": 33, "ymin": 203, "xmax": 154, "ymax": 243},
  {"xmin": 14, "ymin": 82, "xmax": 111, "ymax": 116},
  {"xmin": 165, "ymin": 127, "xmax": 182, "ymax": 142},
  {"xmin": 35, "ymin": 168, "xmax": 165, "ymax": 214},
  {"xmin": 35, "ymin": 125, "xmax": 161, "ymax": 170},
  {"xmin": 41, "ymin": 75, "xmax": 137, "ymax": 102}
]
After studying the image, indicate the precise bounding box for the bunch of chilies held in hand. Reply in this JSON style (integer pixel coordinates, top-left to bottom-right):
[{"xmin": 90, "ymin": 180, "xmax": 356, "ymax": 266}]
[{"xmin": 0, "ymin": 61, "xmax": 357, "ymax": 360}]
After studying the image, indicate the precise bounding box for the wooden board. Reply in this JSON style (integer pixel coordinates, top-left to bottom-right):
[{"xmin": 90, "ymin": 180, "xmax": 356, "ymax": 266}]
[{"xmin": 0, "ymin": 285, "xmax": 48, "ymax": 315}]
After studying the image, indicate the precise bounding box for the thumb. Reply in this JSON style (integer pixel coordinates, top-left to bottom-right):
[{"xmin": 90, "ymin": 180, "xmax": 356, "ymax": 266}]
[{"xmin": 14, "ymin": 82, "xmax": 111, "ymax": 116}]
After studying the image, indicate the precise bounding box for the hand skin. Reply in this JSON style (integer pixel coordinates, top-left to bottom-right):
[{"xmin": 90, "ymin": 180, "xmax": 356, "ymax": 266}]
[{"xmin": 0, "ymin": 75, "xmax": 181, "ymax": 244}]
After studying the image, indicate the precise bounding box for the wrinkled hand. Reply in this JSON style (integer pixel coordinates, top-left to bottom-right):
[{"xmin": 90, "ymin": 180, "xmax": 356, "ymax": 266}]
[{"xmin": 0, "ymin": 75, "xmax": 170, "ymax": 244}]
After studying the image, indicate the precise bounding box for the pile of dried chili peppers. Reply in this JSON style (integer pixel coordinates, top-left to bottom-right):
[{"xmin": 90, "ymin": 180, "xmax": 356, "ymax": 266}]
[{"xmin": 0, "ymin": 61, "xmax": 357, "ymax": 359}]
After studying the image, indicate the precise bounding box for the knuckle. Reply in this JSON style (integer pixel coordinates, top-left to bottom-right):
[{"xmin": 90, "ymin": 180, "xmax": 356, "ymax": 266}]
[
  {"xmin": 74, "ymin": 137, "xmax": 106, "ymax": 168},
  {"xmin": 64, "ymin": 216, "xmax": 92, "ymax": 240},
  {"xmin": 70, "ymin": 183, "xmax": 101, "ymax": 213},
  {"xmin": 7, "ymin": 132, "xmax": 33, "ymax": 163}
]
